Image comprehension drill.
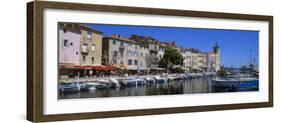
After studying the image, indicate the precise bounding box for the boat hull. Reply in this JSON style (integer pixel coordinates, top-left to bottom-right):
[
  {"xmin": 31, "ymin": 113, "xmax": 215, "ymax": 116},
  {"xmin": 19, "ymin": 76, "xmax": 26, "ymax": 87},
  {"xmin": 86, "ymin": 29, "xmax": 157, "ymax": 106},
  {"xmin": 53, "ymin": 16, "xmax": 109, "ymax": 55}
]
[{"xmin": 212, "ymin": 79, "xmax": 259, "ymax": 89}]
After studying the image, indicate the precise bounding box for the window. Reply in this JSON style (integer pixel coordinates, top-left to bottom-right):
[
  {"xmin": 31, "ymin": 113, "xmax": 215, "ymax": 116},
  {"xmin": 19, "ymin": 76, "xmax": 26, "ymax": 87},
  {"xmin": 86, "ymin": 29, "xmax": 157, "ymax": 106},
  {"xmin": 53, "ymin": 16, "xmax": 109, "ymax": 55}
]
[
  {"xmin": 154, "ymin": 45, "xmax": 157, "ymax": 49},
  {"xmin": 135, "ymin": 45, "xmax": 138, "ymax": 49},
  {"xmin": 140, "ymin": 53, "xmax": 143, "ymax": 56},
  {"xmin": 82, "ymin": 44, "xmax": 88, "ymax": 52},
  {"xmin": 120, "ymin": 61, "xmax": 124, "ymax": 64},
  {"xmin": 112, "ymin": 40, "xmax": 116, "ymax": 45},
  {"xmin": 120, "ymin": 42, "xmax": 124, "ymax": 46},
  {"xmin": 91, "ymin": 44, "xmax": 95, "ymax": 51},
  {"xmin": 128, "ymin": 59, "xmax": 132, "ymax": 65},
  {"xmin": 113, "ymin": 51, "xmax": 118, "ymax": 56},
  {"xmin": 91, "ymin": 57, "xmax": 95, "ymax": 63},
  {"xmin": 87, "ymin": 32, "xmax": 92, "ymax": 40},
  {"xmin": 63, "ymin": 39, "xmax": 68, "ymax": 47},
  {"xmin": 76, "ymin": 52, "xmax": 78, "ymax": 55},
  {"xmin": 128, "ymin": 51, "xmax": 132, "ymax": 56},
  {"xmin": 134, "ymin": 60, "xmax": 138, "ymax": 65},
  {"xmin": 160, "ymin": 55, "xmax": 162, "ymax": 58},
  {"xmin": 70, "ymin": 42, "xmax": 73, "ymax": 46},
  {"xmin": 82, "ymin": 55, "xmax": 86, "ymax": 62},
  {"xmin": 63, "ymin": 28, "xmax": 67, "ymax": 33}
]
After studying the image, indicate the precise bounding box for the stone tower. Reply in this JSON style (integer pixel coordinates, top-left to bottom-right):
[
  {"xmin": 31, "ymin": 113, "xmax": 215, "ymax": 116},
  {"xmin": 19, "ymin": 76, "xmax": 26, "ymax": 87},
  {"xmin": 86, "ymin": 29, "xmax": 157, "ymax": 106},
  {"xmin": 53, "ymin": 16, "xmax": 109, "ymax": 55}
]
[{"xmin": 213, "ymin": 42, "xmax": 220, "ymax": 71}]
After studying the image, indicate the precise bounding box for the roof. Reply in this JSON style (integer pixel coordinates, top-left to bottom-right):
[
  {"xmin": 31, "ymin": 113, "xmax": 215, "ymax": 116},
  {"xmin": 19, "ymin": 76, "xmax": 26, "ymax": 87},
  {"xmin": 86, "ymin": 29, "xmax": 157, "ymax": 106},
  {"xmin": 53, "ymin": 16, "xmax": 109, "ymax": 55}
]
[
  {"xmin": 58, "ymin": 23, "xmax": 103, "ymax": 35},
  {"xmin": 103, "ymin": 35, "xmax": 137, "ymax": 44}
]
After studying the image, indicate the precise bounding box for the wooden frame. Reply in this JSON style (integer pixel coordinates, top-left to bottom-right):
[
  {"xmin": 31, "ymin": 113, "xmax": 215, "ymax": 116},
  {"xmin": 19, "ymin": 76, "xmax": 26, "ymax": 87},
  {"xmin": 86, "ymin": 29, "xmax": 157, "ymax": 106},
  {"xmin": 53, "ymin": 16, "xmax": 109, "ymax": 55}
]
[{"xmin": 27, "ymin": 1, "xmax": 273, "ymax": 122}]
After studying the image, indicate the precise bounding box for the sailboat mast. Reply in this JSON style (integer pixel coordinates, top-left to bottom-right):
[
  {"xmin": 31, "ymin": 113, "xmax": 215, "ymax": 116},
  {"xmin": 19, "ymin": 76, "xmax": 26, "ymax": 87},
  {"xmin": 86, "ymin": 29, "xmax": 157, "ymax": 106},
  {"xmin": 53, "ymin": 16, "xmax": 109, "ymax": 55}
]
[{"xmin": 249, "ymin": 50, "xmax": 252, "ymax": 65}]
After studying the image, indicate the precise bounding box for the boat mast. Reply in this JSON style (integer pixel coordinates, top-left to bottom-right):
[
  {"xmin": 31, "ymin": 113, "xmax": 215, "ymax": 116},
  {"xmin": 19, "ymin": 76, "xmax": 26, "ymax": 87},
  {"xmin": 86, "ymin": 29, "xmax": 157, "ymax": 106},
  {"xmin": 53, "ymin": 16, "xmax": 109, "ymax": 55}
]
[{"xmin": 249, "ymin": 49, "xmax": 252, "ymax": 65}]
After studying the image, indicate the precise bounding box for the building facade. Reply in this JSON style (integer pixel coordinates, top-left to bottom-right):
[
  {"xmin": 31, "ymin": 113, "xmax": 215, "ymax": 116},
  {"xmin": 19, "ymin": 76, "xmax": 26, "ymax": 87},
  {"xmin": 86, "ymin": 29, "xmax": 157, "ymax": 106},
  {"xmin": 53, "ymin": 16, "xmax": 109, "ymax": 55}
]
[
  {"xmin": 58, "ymin": 24, "xmax": 81, "ymax": 66},
  {"xmin": 102, "ymin": 34, "xmax": 141, "ymax": 70},
  {"xmin": 79, "ymin": 27, "xmax": 103, "ymax": 66},
  {"xmin": 181, "ymin": 43, "xmax": 221, "ymax": 72},
  {"xmin": 59, "ymin": 23, "xmax": 220, "ymax": 76},
  {"xmin": 58, "ymin": 23, "xmax": 103, "ymax": 67}
]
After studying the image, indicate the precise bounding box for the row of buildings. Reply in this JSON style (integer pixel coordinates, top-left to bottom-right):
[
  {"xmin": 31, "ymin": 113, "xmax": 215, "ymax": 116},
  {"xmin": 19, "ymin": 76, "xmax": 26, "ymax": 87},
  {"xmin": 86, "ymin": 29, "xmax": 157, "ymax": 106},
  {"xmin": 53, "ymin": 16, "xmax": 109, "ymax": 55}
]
[{"xmin": 59, "ymin": 23, "xmax": 220, "ymax": 77}]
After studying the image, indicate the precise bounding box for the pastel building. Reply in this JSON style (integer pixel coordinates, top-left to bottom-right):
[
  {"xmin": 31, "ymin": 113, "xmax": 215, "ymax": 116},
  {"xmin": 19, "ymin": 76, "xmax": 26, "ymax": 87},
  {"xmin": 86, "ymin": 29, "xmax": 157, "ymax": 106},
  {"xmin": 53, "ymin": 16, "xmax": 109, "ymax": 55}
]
[
  {"xmin": 58, "ymin": 23, "xmax": 103, "ymax": 66},
  {"xmin": 138, "ymin": 46, "xmax": 149, "ymax": 69},
  {"xmin": 79, "ymin": 26, "xmax": 103, "ymax": 66},
  {"xmin": 102, "ymin": 34, "xmax": 140, "ymax": 70},
  {"xmin": 181, "ymin": 49, "xmax": 192, "ymax": 68},
  {"xmin": 181, "ymin": 43, "xmax": 220, "ymax": 72},
  {"xmin": 130, "ymin": 35, "xmax": 162, "ymax": 69},
  {"xmin": 58, "ymin": 23, "xmax": 81, "ymax": 66}
]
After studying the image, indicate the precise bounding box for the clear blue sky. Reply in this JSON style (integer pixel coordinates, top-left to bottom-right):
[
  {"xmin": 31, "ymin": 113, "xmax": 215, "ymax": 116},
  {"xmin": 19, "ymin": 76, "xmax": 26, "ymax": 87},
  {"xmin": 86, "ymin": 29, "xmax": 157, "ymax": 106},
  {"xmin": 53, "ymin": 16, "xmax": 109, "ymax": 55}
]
[{"xmin": 87, "ymin": 24, "xmax": 259, "ymax": 68}]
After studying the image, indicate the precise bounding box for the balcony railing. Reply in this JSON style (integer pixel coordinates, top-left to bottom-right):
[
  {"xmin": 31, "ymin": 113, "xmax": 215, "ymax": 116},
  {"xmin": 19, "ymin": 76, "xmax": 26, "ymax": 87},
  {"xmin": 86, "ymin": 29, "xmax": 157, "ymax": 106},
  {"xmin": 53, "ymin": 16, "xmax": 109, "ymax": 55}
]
[
  {"xmin": 81, "ymin": 46, "xmax": 89, "ymax": 53},
  {"xmin": 119, "ymin": 45, "xmax": 125, "ymax": 51}
]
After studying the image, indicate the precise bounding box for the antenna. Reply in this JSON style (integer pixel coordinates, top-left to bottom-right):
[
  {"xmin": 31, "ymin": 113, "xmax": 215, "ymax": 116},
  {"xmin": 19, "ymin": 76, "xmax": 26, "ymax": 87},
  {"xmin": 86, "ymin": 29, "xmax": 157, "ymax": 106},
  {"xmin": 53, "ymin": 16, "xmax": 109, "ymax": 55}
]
[
  {"xmin": 253, "ymin": 58, "xmax": 256, "ymax": 68},
  {"xmin": 249, "ymin": 50, "xmax": 252, "ymax": 65}
]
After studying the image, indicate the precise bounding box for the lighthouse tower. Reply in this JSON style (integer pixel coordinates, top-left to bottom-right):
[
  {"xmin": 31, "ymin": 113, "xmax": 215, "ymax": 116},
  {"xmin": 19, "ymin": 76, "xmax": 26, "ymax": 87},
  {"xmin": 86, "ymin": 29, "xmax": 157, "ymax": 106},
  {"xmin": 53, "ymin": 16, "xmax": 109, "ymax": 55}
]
[{"xmin": 213, "ymin": 42, "xmax": 220, "ymax": 71}]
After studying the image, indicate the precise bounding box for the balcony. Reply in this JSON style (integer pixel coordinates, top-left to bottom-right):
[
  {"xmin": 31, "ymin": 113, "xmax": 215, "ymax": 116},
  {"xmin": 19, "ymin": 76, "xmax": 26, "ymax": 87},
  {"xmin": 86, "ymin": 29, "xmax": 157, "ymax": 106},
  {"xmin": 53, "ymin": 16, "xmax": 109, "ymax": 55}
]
[
  {"xmin": 119, "ymin": 45, "xmax": 125, "ymax": 51},
  {"xmin": 149, "ymin": 49, "xmax": 158, "ymax": 53},
  {"xmin": 81, "ymin": 46, "xmax": 89, "ymax": 53}
]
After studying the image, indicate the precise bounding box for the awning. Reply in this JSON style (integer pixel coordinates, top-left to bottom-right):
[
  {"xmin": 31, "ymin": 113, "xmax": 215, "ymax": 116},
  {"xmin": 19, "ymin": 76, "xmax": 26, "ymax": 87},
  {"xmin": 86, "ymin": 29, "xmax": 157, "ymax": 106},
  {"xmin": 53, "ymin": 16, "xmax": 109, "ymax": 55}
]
[
  {"xmin": 126, "ymin": 66, "xmax": 138, "ymax": 70},
  {"xmin": 138, "ymin": 67, "xmax": 147, "ymax": 70},
  {"xmin": 59, "ymin": 65, "xmax": 116, "ymax": 71},
  {"xmin": 150, "ymin": 68, "xmax": 165, "ymax": 70},
  {"xmin": 95, "ymin": 66, "xmax": 116, "ymax": 71}
]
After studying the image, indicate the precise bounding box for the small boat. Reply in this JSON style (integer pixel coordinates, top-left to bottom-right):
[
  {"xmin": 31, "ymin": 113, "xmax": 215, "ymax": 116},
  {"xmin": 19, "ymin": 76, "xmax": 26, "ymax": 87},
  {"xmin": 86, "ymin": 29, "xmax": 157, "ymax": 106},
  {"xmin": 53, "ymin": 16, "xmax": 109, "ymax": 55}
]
[
  {"xmin": 109, "ymin": 78, "xmax": 121, "ymax": 88},
  {"xmin": 119, "ymin": 78, "xmax": 134, "ymax": 86},
  {"xmin": 212, "ymin": 74, "xmax": 258, "ymax": 90},
  {"xmin": 196, "ymin": 73, "xmax": 204, "ymax": 78},
  {"xmin": 177, "ymin": 74, "xmax": 187, "ymax": 80},
  {"xmin": 185, "ymin": 73, "xmax": 193, "ymax": 79},
  {"xmin": 96, "ymin": 81, "xmax": 111, "ymax": 89},
  {"xmin": 187, "ymin": 73, "xmax": 197, "ymax": 79},
  {"xmin": 84, "ymin": 82, "xmax": 98, "ymax": 91},
  {"xmin": 167, "ymin": 75, "xmax": 177, "ymax": 81},
  {"xmin": 144, "ymin": 77, "xmax": 156, "ymax": 85},
  {"xmin": 154, "ymin": 76, "xmax": 167, "ymax": 83},
  {"xmin": 78, "ymin": 82, "xmax": 93, "ymax": 91},
  {"xmin": 136, "ymin": 77, "xmax": 147, "ymax": 85},
  {"xmin": 58, "ymin": 82, "xmax": 81, "ymax": 93},
  {"xmin": 119, "ymin": 77, "xmax": 140, "ymax": 86}
]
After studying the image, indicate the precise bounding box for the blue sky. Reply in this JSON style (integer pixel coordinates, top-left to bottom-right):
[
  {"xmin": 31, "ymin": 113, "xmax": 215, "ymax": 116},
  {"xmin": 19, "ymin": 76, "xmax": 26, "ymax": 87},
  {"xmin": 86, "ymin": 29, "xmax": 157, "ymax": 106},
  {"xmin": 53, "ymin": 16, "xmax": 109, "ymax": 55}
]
[{"xmin": 87, "ymin": 24, "xmax": 259, "ymax": 68}]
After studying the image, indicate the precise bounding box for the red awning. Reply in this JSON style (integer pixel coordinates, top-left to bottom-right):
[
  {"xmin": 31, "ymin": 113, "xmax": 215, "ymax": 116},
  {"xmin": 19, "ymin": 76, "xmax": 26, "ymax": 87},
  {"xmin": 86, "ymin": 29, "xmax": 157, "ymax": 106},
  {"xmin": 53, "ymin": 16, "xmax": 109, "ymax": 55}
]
[
  {"xmin": 59, "ymin": 65, "xmax": 116, "ymax": 70},
  {"xmin": 95, "ymin": 66, "xmax": 116, "ymax": 70}
]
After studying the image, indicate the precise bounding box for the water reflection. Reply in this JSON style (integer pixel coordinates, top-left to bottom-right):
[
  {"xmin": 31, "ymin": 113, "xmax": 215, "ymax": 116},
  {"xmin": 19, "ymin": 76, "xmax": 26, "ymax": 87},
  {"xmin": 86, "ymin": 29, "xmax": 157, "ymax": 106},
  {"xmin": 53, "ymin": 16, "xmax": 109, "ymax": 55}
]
[{"xmin": 59, "ymin": 77, "xmax": 258, "ymax": 99}]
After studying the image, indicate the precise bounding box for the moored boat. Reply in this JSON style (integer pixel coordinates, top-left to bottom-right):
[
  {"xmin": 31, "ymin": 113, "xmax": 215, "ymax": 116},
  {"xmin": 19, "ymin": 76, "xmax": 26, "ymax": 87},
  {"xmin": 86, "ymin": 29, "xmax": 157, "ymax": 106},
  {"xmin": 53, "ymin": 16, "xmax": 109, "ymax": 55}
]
[
  {"xmin": 119, "ymin": 77, "xmax": 146, "ymax": 86},
  {"xmin": 212, "ymin": 74, "xmax": 258, "ymax": 90},
  {"xmin": 58, "ymin": 82, "xmax": 82, "ymax": 93},
  {"xmin": 154, "ymin": 76, "xmax": 167, "ymax": 83},
  {"xmin": 109, "ymin": 78, "xmax": 121, "ymax": 88},
  {"xmin": 144, "ymin": 77, "xmax": 156, "ymax": 85}
]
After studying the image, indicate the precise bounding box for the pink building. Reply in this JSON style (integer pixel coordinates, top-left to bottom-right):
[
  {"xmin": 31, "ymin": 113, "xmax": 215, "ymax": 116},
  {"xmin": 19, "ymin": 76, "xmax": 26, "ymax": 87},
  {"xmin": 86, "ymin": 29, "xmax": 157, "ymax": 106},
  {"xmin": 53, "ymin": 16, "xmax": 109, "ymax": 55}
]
[{"xmin": 58, "ymin": 24, "xmax": 81, "ymax": 65}]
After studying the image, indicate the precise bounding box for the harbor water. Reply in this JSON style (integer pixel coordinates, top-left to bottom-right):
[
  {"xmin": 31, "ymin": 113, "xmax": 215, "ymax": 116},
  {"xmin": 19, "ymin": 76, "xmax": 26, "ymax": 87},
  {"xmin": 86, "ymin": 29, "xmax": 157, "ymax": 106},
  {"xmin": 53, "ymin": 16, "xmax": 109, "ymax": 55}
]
[{"xmin": 58, "ymin": 77, "xmax": 259, "ymax": 99}]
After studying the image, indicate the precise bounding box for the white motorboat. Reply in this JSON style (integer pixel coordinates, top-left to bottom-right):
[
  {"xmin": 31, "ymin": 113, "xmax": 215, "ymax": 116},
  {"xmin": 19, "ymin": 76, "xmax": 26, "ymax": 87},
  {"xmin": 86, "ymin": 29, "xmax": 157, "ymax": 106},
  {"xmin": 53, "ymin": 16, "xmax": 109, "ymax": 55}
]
[
  {"xmin": 119, "ymin": 77, "xmax": 146, "ymax": 86},
  {"xmin": 144, "ymin": 77, "xmax": 156, "ymax": 85},
  {"xmin": 154, "ymin": 76, "xmax": 167, "ymax": 83}
]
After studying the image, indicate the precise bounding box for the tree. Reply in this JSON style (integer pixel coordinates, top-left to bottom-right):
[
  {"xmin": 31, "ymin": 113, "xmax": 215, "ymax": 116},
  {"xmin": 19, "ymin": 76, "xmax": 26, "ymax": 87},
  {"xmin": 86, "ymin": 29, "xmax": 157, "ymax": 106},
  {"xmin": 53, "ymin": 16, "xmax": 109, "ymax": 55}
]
[
  {"xmin": 159, "ymin": 47, "xmax": 184, "ymax": 74},
  {"xmin": 145, "ymin": 54, "xmax": 158, "ymax": 75}
]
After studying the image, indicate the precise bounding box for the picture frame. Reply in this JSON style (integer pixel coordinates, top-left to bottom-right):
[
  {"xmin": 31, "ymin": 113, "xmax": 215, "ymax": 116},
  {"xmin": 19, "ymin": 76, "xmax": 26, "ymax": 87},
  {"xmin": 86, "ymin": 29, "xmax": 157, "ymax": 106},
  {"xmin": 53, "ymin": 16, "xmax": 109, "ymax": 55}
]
[{"xmin": 27, "ymin": 1, "xmax": 273, "ymax": 122}]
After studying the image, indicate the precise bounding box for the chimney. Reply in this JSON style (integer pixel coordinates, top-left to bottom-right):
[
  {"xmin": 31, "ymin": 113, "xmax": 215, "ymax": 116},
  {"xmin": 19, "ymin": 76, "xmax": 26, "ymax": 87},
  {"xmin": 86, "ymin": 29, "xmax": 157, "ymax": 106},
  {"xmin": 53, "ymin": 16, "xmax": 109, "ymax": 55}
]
[{"xmin": 112, "ymin": 34, "xmax": 121, "ymax": 38}]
